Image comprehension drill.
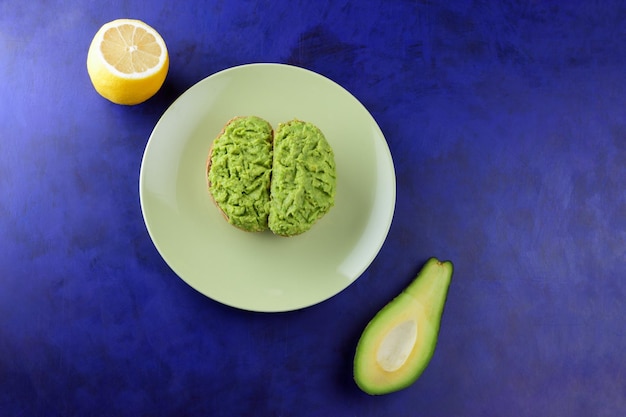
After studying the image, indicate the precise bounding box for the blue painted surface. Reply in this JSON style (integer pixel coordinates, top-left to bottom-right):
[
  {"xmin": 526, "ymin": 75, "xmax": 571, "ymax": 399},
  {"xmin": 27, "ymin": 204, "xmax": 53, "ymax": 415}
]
[{"xmin": 1, "ymin": 1, "xmax": 625, "ymax": 415}]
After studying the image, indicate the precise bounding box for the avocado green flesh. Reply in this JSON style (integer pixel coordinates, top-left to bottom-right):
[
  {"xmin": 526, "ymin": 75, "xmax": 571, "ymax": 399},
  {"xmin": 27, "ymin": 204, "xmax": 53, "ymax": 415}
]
[
  {"xmin": 354, "ymin": 258, "xmax": 453, "ymax": 395},
  {"xmin": 268, "ymin": 120, "xmax": 336, "ymax": 236},
  {"xmin": 208, "ymin": 116, "xmax": 273, "ymax": 232}
]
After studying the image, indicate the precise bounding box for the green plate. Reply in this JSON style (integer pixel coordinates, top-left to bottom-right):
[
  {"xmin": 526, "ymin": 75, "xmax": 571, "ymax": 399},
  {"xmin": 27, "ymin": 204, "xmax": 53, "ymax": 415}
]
[{"xmin": 139, "ymin": 63, "xmax": 395, "ymax": 312}]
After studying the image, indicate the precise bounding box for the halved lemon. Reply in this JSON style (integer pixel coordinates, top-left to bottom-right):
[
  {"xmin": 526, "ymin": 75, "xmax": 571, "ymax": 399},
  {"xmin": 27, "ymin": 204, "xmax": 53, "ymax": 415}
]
[{"xmin": 87, "ymin": 19, "xmax": 169, "ymax": 105}]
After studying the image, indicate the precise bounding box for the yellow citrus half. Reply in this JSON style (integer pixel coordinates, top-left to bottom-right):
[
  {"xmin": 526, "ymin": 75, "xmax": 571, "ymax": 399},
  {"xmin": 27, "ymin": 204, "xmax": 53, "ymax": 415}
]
[{"xmin": 87, "ymin": 19, "xmax": 169, "ymax": 105}]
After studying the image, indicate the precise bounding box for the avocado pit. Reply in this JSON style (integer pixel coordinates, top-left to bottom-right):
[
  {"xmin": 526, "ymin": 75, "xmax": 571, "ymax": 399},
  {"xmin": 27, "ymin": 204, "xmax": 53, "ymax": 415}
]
[{"xmin": 376, "ymin": 319, "xmax": 418, "ymax": 372}]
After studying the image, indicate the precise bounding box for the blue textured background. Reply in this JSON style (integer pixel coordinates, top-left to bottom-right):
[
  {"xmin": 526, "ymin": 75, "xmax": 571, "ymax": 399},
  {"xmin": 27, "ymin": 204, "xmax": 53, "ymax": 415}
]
[{"xmin": 1, "ymin": 1, "xmax": 625, "ymax": 416}]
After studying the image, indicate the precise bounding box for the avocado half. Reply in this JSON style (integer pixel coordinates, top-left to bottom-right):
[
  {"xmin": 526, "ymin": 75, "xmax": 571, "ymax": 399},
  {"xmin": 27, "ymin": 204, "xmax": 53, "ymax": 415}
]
[{"xmin": 353, "ymin": 257, "xmax": 453, "ymax": 395}]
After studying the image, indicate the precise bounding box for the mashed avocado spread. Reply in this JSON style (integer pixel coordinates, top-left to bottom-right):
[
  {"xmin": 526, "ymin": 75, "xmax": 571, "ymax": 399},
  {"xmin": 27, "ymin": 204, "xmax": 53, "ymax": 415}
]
[
  {"xmin": 208, "ymin": 116, "xmax": 273, "ymax": 232},
  {"xmin": 268, "ymin": 120, "xmax": 337, "ymax": 236}
]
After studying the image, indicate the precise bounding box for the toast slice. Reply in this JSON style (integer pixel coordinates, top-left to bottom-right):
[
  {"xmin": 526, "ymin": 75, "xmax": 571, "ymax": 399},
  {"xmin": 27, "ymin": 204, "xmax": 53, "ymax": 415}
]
[
  {"xmin": 268, "ymin": 119, "xmax": 336, "ymax": 236},
  {"xmin": 206, "ymin": 116, "xmax": 273, "ymax": 232}
]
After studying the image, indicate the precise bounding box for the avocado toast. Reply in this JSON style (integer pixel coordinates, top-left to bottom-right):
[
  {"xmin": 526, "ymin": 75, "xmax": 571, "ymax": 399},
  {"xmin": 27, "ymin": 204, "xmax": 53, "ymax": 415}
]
[
  {"xmin": 207, "ymin": 116, "xmax": 274, "ymax": 232},
  {"xmin": 206, "ymin": 117, "xmax": 336, "ymax": 236},
  {"xmin": 268, "ymin": 120, "xmax": 336, "ymax": 236}
]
